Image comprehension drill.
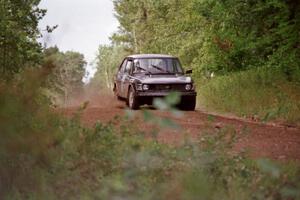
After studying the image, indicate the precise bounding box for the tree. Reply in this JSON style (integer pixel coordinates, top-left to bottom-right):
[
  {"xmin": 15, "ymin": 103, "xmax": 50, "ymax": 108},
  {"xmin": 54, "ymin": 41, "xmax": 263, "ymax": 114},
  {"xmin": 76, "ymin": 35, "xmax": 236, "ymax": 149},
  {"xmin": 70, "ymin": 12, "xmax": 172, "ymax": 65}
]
[
  {"xmin": 0, "ymin": 0, "xmax": 48, "ymax": 79},
  {"xmin": 91, "ymin": 44, "xmax": 128, "ymax": 90},
  {"xmin": 44, "ymin": 47, "xmax": 86, "ymax": 104},
  {"xmin": 112, "ymin": 0, "xmax": 300, "ymax": 78}
]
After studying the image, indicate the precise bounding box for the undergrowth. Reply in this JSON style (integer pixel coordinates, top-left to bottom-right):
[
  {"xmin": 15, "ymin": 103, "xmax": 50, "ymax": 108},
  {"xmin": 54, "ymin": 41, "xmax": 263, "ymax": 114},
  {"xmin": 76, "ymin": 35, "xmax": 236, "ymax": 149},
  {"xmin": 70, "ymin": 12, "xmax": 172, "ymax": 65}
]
[
  {"xmin": 0, "ymin": 71, "xmax": 299, "ymax": 199},
  {"xmin": 4, "ymin": 116, "xmax": 299, "ymax": 200},
  {"xmin": 197, "ymin": 67, "xmax": 300, "ymax": 125}
]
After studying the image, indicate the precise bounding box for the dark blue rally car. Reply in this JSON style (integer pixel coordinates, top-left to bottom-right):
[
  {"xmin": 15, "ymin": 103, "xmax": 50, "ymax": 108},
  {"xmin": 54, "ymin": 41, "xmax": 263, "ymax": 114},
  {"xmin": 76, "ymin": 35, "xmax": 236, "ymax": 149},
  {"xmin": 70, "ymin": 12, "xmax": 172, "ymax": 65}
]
[{"xmin": 113, "ymin": 54, "xmax": 197, "ymax": 110}]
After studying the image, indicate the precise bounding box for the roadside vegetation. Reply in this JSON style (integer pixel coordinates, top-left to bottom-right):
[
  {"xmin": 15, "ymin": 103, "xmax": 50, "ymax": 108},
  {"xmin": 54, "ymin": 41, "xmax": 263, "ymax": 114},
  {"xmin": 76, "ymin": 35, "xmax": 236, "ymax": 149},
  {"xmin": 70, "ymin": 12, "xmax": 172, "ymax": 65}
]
[
  {"xmin": 0, "ymin": 0, "xmax": 300, "ymax": 199},
  {"xmin": 198, "ymin": 67, "xmax": 300, "ymax": 124},
  {"xmin": 1, "ymin": 79, "xmax": 300, "ymax": 199},
  {"xmin": 93, "ymin": 0, "xmax": 300, "ymax": 124}
]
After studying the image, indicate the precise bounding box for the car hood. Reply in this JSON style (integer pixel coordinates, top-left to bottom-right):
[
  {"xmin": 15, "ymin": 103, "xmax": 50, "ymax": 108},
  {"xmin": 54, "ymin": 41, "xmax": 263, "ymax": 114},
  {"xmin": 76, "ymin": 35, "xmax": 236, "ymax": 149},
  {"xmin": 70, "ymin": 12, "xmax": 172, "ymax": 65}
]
[{"xmin": 134, "ymin": 74, "xmax": 192, "ymax": 84}]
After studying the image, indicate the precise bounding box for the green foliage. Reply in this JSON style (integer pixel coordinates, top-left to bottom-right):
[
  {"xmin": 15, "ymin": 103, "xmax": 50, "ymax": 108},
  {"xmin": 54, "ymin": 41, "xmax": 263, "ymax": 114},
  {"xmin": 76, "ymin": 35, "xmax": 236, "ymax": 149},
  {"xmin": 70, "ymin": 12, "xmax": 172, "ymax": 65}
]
[
  {"xmin": 198, "ymin": 67, "xmax": 300, "ymax": 124},
  {"xmin": 0, "ymin": 69, "xmax": 63, "ymax": 198},
  {"xmin": 112, "ymin": 0, "xmax": 203, "ymax": 68},
  {"xmin": 153, "ymin": 92, "xmax": 181, "ymax": 111},
  {"xmin": 1, "ymin": 78, "xmax": 299, "ymax": 199},
  {"xmin": 96, "ymin": 0, "xmax": 300, "ymax": 123},
  {"xmin": 112, "ymin": 0, "xmax": 300, "ymax": 76},
  {"xmin": 192, "ymin": 0, "xmax": 300, "ymax": 75},
  {"xmin": 1, "ymin": 0, "xmax": 299, "ymax": 198},
  {"xmin": 0, "ymin": 0, "xmax": 48, "ymax": 79}
]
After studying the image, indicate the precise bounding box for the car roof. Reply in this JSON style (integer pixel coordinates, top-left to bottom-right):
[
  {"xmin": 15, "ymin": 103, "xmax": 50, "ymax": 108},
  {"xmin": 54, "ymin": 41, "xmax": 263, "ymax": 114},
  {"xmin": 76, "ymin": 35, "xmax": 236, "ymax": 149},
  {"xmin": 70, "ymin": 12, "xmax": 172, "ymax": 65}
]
[{"xmin": 127, "ymin": 54, "xmax": 177, "ymax": 59}]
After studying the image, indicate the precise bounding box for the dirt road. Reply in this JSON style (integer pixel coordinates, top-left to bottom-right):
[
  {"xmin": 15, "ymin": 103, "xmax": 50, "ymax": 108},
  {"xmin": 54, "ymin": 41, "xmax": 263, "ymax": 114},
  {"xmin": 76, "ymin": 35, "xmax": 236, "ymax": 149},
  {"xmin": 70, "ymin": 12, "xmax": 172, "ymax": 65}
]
[{"xmin": 60, "ymin": 93, "xmax": 300, "ymax": 161}]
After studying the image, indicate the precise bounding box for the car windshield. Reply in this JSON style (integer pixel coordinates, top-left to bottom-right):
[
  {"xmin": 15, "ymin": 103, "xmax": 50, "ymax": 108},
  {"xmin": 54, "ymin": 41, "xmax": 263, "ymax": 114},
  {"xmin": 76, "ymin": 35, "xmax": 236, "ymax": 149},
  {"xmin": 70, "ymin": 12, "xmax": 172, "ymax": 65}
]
[{"xmin": 133, "ymin": 58, "xmax": 183, "ymax": 74}]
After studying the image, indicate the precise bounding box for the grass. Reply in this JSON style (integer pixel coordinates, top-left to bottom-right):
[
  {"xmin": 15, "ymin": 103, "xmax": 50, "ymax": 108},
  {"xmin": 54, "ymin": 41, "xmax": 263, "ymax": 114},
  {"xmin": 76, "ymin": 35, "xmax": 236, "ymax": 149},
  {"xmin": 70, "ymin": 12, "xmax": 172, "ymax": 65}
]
[{"xmin": 197, "ymin": 67, "xmax": 300, "ymax": 125}]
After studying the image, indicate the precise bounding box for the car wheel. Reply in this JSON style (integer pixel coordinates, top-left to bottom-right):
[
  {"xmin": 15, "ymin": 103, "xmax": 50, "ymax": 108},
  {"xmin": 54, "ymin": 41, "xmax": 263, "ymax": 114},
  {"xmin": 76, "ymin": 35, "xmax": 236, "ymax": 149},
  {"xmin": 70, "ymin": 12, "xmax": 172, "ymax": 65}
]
[
  {"xmin": 180, "ymin": 96, "xmax": 196, "ymax": 111},
  {"xmin": 127, "ymin": 87, "xmax": 140, "ymax": 110}
]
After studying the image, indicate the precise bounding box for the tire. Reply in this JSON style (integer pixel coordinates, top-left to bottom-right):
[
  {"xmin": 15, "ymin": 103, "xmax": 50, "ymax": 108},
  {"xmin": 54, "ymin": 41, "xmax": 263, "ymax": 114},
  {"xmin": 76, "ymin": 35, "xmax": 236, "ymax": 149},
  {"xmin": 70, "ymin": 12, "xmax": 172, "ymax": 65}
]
[
  {"xmin": 180, "ymin": 96, "xmax": 196, "ymax": 111},
  {"xmin": 127, "ymin": 86, "xmax": 140, "ymax": 110}
]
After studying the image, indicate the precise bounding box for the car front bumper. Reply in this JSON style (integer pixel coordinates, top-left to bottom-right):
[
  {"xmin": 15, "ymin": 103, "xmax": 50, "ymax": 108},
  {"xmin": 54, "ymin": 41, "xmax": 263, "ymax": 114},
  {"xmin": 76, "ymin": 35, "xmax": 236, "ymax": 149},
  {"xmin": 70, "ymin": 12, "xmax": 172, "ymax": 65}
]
[
  {"xmin": 136, "ymin": 91, "xmax": 197, "ymax": 97},
  {"xmin": 135, "ymin": 91, "xmax": 196, "ymax": 105}
]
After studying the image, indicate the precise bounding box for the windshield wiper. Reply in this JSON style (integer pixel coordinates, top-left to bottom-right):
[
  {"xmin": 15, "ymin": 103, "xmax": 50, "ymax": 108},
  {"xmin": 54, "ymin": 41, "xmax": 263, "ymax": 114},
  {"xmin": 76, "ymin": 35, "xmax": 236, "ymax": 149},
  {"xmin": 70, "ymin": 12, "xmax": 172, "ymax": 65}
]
[
  {"xmin": 150, "ymin": 64, "xmax": 168, "ymax": 73},
  {"xmin": 137, "ymin": 66, "xmax": 152, "ymax": 75}
]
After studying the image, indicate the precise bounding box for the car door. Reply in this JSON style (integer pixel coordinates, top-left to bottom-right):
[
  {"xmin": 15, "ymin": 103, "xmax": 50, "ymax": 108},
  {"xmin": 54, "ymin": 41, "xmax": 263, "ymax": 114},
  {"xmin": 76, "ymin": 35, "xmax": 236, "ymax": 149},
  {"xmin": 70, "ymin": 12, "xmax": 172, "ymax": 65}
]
[
  {"xmin": 116, "ymin": 59, "xmax": 127, "ymax": 97},
  {"xmin": 121, "ymin": 59, "xmax": 133, "ymax": 98}
]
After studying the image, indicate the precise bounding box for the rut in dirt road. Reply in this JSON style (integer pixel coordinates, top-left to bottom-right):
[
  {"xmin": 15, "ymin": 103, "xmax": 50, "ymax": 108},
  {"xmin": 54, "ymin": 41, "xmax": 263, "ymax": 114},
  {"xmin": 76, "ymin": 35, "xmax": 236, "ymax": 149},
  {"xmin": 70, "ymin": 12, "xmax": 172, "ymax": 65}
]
[{"xmin": 60, "ymin": 93, "xmax": 300, "ymax": 161}]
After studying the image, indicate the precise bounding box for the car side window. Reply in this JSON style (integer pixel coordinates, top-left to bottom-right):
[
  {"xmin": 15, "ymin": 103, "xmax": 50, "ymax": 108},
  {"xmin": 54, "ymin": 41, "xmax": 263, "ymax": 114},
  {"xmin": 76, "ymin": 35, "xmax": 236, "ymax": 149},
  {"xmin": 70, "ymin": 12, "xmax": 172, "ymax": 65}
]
[
  {"xmin": 125, "ymin": 60, "xmax": 133, "ymax": 74},
  {"xmin": 119, "ymin": 59, "xmax": 127, "ymax": 73}
]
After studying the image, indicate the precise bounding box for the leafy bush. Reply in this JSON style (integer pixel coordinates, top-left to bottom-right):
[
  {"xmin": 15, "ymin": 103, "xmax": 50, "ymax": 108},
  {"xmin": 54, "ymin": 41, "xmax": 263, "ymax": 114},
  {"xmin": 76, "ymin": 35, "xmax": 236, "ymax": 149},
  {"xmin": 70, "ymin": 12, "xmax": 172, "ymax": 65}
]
[
  {"xmin": 63, "ymin": 121, "xmax": 300, "ymax": 200},
  {"xmin": 0, "ymin": 68, "xmax": 65, "ymax": 197}
]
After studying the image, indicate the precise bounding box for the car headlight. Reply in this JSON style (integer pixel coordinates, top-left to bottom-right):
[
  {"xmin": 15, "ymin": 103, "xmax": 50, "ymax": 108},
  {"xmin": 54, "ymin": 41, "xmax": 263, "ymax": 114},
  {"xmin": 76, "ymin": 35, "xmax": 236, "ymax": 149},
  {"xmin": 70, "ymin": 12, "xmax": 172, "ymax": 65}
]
[
  {"xmin": 185, "ymin": 84, "xmax": 192, "ymax": 91},
  {"xmin": 136, "ymin": 84, "xmax": 143, "ymax": 91},
  {"xmin": 143, "ymin": 84, "xmax": 150, "ymax": 91}
]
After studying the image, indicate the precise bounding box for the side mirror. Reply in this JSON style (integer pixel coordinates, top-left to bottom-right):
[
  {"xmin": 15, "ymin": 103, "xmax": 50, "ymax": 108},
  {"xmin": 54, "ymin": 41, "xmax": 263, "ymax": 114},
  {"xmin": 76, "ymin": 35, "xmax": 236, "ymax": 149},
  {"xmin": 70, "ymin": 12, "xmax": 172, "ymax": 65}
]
[{"xmin": 185, "ymin": 69, "xmax": 193, "ymax": 74}]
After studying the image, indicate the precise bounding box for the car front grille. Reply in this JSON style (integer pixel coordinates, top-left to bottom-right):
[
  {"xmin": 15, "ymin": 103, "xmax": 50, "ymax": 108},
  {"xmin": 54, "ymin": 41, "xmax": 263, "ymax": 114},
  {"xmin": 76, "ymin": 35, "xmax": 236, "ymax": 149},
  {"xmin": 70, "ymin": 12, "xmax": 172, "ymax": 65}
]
[{"xmin": 149, "ymin": 84, "xmax": 186, "ymax": 91}]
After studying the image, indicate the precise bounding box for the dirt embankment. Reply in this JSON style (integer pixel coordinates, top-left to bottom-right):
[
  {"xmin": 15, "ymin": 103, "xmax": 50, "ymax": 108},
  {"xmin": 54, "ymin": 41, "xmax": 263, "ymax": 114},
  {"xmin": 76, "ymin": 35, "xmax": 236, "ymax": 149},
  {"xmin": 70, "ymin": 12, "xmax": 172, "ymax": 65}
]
[{"xmin": 59, "ymin": 92, "xmax": 300, "ymax": 161}]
